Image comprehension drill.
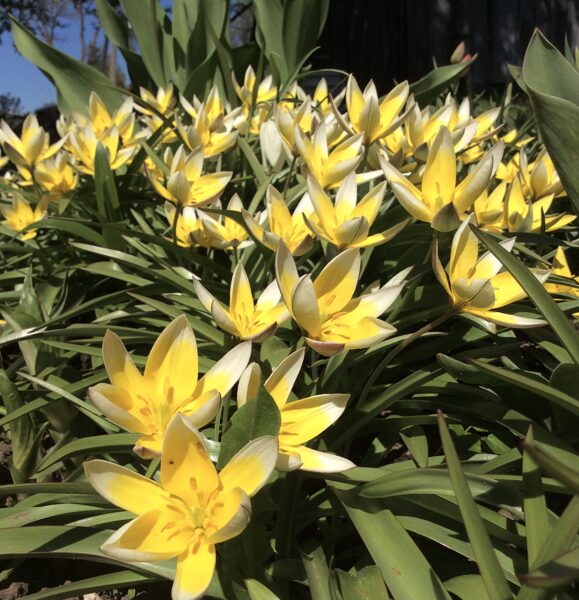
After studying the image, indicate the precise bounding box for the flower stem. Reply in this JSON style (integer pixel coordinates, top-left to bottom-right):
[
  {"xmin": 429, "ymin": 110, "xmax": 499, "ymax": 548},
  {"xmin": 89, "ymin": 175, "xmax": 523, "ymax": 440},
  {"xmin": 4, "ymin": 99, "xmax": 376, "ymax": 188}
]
[{"xmin": 283, "ymin": 156, "xmax": 297, "ymax": 197}]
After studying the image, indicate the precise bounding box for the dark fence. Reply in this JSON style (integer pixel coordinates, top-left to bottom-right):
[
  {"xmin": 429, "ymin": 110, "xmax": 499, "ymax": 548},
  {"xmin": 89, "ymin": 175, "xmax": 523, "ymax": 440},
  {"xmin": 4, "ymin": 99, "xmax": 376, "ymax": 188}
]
[{"xmin": 312, "ymin": 0, "xmax": 579, "ymax": 92}]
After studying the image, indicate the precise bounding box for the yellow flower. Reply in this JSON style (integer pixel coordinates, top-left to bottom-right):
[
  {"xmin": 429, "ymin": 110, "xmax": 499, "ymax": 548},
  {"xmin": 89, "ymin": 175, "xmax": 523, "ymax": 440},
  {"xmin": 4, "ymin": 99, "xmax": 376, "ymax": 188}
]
[
  {"xmin": 521, "ymin": 149, "xmax": 564, "ymax": 200},
  {"xmin": 68, "ymin": 124, "xmax": 134, "ymax": 174},
  {"xmin": 147, "ymin": 146, "xmax": 232, "ymax": 208},
  {"xmin": 1, "ymin": 193, "xmax": 47, "ymax": 239},
  {"xmin": 312, "ymin": 78, "xmax": 345, "ymax": 118},
  {"xmin": 0, "ymin": 150, "xmax": 8, "ymax": 170},
  {"xmin": 242, "ymin": 186, "xmax": 315, "ymax": 256},
  {"xmin": 504, "ymin": 177, "xmax": 575, "ymax": 233},
  {"xmin": 295, "ymin": 121, "xmax": 363, "ymax": 189},
  {"xmin": 233, "ymin": 66, "xmax": 277, "ymax": 108},
  {"xmin": 344, "ymin": 75, "xmax": 410, "ymax": 145},
  {"xmin": 193, "ymin": 262, "xmax": 289, "ymax": 342},
  {"xmin": 275, "ymin": 243, "xmax": 406, "ymax": 355},
  {"xmin": 136, "ymin": 84, "xmax": 177, "ymax": 142},
  {"xmin": 88, "ymin": 315, "xmax": 251, "ymax": 458},
  {"xmin": 305, "ymin": 174, "xmax": 410, "ymax": 249},
  {"xmin": 473, "ymin": 182, "xmax": 508, "ymax": 232},
  {"xmin": 197, "ymin": 195, "xmax": 250, "ymax": 250},
  {"xmin": 177, "ymin": 89, "xmax": 240, "ymax": 158},
  {"xmin": 85, "ymin": 414, "xmax": 277, "ymax": 600},
  {"xmin": 0, "ymin": 114, "xmax": 65, "ymax": 168},
  {"xmin": 433, "ymin": 216, "xmax": 549, "ymax": 328},
  {"xmin": 238, "ymin": 348, "xmax": 355, "ymax": 472},
  {"xmin": 34, "ymin": 153, "xmax": 78, "ymax": 199},
  {"xmin": 164, "ymin": 203, "xmax": 207, "ymax": 248},
  {"xmin": 545, "ymin": 247, "xmax": 579, "ymax": 306},
  {"xmin": 380, "ymin": 127, "xmax": 499, "ymax": 231},
  {"xmin": 274, "ymin": 99, "xmax": 314, "ymax": 157}
]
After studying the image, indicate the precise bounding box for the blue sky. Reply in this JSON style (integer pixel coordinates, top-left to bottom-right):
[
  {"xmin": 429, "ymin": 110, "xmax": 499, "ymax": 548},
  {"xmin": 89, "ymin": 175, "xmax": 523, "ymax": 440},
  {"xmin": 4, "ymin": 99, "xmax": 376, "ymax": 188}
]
[{"xmin": 0, "ymin": 17, "xmax": 88, "ymax": 112}]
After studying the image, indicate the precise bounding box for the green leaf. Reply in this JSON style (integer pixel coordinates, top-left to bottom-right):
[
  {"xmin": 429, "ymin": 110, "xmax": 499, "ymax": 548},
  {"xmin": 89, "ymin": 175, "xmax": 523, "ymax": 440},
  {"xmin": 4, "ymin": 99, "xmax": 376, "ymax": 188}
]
[
  {"xmin": 469, "ymin": 359, "xmax": 579, "ymax": 417},
  {"xmin": 332, "ymin": 483, "xmax": 452, "ymax": 600},
  {"xmin": 11, "ymin": 18, "xmax": 123, "ymax": 115},
  {"xmin": 37, "ymin": 433, "xmax": 140, "ymax": 470},
  {"xmin": 522, "ymin": 30, "xmax": 579, "ymax": 214},
  {"xmin": 410, "ymin": 56, "xmax": 476, "ymax": 106},
  {"xmin": 19, "ymin": 570, "xmax": 158, "ymax": 600},
  {"xmin": 335, "ymin": 566, "xmax": 390, "ymax": 600},
  {"xmin": 217, "ymin": 386, "xmax": 281, "ymax": 469},
  {"xmin": 119, "ymin": 0, "xmax": 166, "ymax": 87},
  {"xmin": 519, "ymin": 546, "xmax": 579, "ymax": 589},
  {"xmin": 246, "ymin": 578, "xmax": 281, "ymax": 600},
  {"xmin": 472, "ymin": 227, "xmax": 579, "ymax": 364},
  {"xmin": 523, "ymin": 442, "xmax": 579, "ymax": 496},
  {"xmin": 437, "ymin": 413, "xmax": 513, "ymax": 600},
  {"xmin": 550, "ymin": 363, "xmax": 579, "ymax": 398},
  {"xmin": 0, "ymin": 369, "xmax": 37, "ymax": 482},
  {"xmin": 301, "ymin": 543, "xmax": 331, "ymax": 600},
  {"xmin": 253, "ymin": 0, "xmax": 287, "ymax": 82},
  {"xmin": 444, "ymin": 575, "xmax": 490, "ymax": 600},
  {"xmin": 522, "ymin": 428, "xmax": 550, "ymax": 567}
]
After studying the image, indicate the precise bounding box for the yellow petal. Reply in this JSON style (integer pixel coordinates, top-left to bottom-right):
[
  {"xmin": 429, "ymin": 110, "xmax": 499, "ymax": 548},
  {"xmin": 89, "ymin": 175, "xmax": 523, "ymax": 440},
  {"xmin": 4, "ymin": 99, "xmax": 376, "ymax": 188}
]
[
  {"xmin": 292, "ymin": 275, "xmax": 322, "ymax": 336},
  {"xmin": 144, "ymin": 315, "xmax": 199, "ymax": 409},
  {"xmin": 193, "ymin": 342, "xmax": 252, "ymax": 400},
  {"xmin": 293, "ymin": 445, "xmax": 355, "ymax": 473},
  {"xmin": 380, "ymin": 156, "xmax": 430, "ymax": 222},
  {"xmin": 320, "ymin": 315, "xmax": 396, "ymax": 349},
  {"xmin": 276, "ymin": 445, "xmax": 304, "ymax": 471},
  {"xmin": 313, "ymin": 249, "xmax": 360, "ymax": 316},
  {"xmin": 489, "ymin": 271, "xmax": 527, "ymax": 308},
  {"xmin": 88, "ymin": 383, "xmax": 151, "ymax": 434},
  {"xmin": 422, "ymin": 127, "xmax": 456, "ymax": 210},
  {"xmin": 351, "ymin": 181, "xmax": 386, "ymax": 225},
  {"xmin": 454, "ymin": 153, "xmax": 494, "ymax": 213},
  {"xmin": 189, "ymin": 172, "xmax": 232, "ymax": 206},
  {"xmin": 432, "ymin": 239, "xmax": 452, "ymax": 298},
  {"xmin": 237, "ymin": 363, "xmax": 262, "ymax": 407},
  {"xmin": 207, "ymin": 487, "xmax": 252, "ymax": 544},
  {"xmin": 101, "ymin": 509, "xmax": 192, "ymax": 563},
  {"xmin": 102, "ymin": 330, "xmax": 146, "ymax": 396},
  {"xmin": 307, "ymin": 176, "xmax": 336, "ymax": 234},
  {"xmin": 230, "ymin": 262, "xmax": 255, "ymax": 323},
  {"xmin": 334, "ymin": 217, "xmax": 370, "ymax": 247},
  {"xmin": 453, "ymin": 277, "xmax": 495, "ymax": 309},
  {"xmin": 161, "ymin": 414, "xmax": 219, "ymax": 508},
  {"xmin": 179, "ymin": 390, "xmax": 221, "ymax": 429},
  {"xmin": 84, "ymin": 459, "xmax": 167, "ymax": 515},
  {"xmin": 173, "ymin": 541, "xmax": 216, "ymax": 600},
  {"xmin": 279, "ymin": 394, "xmax": 349, "ymax": 445},
  {"xmin": 264, "ymin": 348, "xmax": 306, "ymax": 408},
  {"xmin": 267, "ymin": 186, "xmax": 293, "ymax": 236},
  {"xmin": 468, "ymin": 309, "xmax": 547, "ymax": 329},
  {"xmin": 449, "ymin": 216, "xmax": 478, "ymax": 281},
  {"xmin": 275, "ymin": 241, "xmax": 300, "ymax": 312},
  {"xmin": 351, "ymin": 218, "xmax": 410, "ymax": 248},
  {"xmin": 219, "ymin": 435, "xmax": 278, "ymax": 497},
  {"xmin": 304, "ymin": 338, "xmax": 345, "ymax": 357}
]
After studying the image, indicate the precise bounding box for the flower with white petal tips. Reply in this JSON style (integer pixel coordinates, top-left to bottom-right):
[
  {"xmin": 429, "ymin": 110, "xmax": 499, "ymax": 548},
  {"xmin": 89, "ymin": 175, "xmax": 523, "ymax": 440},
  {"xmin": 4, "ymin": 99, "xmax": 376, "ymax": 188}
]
[
  {"xmin": 85, "ymin": 414, "xmax": 278, "ymax": 600},
  {"xmin": 275, "ymin": 242, "xmax": 407, "ymax": 356},
  {"xmin": 193, "ymin": 262, "xmax": 289, "ymax": 342},
  {"xmin": 89, "ymin": 315, "xmax": 251, "ymax": 458},
  {"xmin": 238, "ymin": 348, "xmax": 354, "ymax": 473},
  {"xmin": 433, "ymin": 216, "xmax": 549, "ymax": 328}
]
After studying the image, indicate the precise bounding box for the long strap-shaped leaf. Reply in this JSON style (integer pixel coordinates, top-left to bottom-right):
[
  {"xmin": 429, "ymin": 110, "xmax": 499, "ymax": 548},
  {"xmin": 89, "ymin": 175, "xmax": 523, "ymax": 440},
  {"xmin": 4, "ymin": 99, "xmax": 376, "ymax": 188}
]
[
  {"xmin": 472, "ymin": 227, "xmax": 579, "ymax": 364},
  {"xmin": 438, "ymin": 413, "xmax": 513, "ymax": 600}
]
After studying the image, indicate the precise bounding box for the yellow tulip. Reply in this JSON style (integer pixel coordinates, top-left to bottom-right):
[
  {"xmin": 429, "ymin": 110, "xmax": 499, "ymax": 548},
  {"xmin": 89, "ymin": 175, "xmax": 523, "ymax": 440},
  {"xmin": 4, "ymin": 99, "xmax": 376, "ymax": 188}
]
[
  {"xmin": 344, "ymin": 76, "xmax": 410, "ymax": 145},
  {"xmin": 68, "ymin": 124, "xmax": 135, "ymax": 174},
  {"xmin": 545, "ymin": 247, "xmax": 579, "ymax": 305},
  {"xmin": 137, "ymin": 83, "xmax": 177, "ymax": 117},
  {"xmin": 82, "ymin": 92, "xmax": 138, "ymax": 146},
  {"xmin": 233, "ymin": 66, "xmax": 277, "ymax": 108},
  {"xmin": 433, "ymin": 216, "xmax": 549, "ymax": 328},
  {"xmin": 520, "ymin": 149, "xmax": 564, "ymax": 200},
  {"xmin": 243, "ymin": 186, "xmax": 316, "ymax": 256},
  {"xmin": 147, "ymin": 146, "xmax": 232, "ymax": 208},
  {"xmin": 1, "ymin": 193, "xmax": 47, "ymax": 240},
  {"xmin": 193, "ymin": 262, "xmax": 289, "ymax": 341},
  {"xmin": 85, "ymin": 414, "xmax": 277, "ymax": 600},
  {"xmin": 504, "ymin": 177, "xmax": 575, "ymax": 233},
  {"xmin": 0, "ymin": 114, "xmax": 65, "ymax": 168},
  {"xmin": 197, "ymin": 195, "xmax": 251, "ymax": 250},
  {"xmin": 305, "ymin": 174, "xmax": 409, "ymax": 249},
  {"xmin": 34, "ymin": 153, "xmax": 78, "ymax": 199},
  {"xmin": 380, "ymin": 127, "xmax": 499, "ymax": 231},
  {"xmin": 164, "ymin": 203, "xmax": 207, "ymax": 248},
  {"xmin": 0, "ymin": 150, "xmax": 8, "ymax": 170},
  {"xmin": 275, "ymin": 243, "xmax": 406, "ymax": 355},
  {"xmin": 473, "ymin": 182, "xmax": 508, "ymax": 232},
  {"xmin": 295, "ymin": 121, "xmax": 363, "ymax": 189},
  {"xmin": 88, "ymin": 315, "xmax": 251, "ymax": 458},
  {"xmin": 238, "ymin": 348, "xmax": 355, "ymax": 472},
  {"xmin": 274, "ymin": 99, "xmax": 314, "ymax": 157},
  {"xmin": 312, "ymin": 77, "xmax": 345, "ymax": 118}
]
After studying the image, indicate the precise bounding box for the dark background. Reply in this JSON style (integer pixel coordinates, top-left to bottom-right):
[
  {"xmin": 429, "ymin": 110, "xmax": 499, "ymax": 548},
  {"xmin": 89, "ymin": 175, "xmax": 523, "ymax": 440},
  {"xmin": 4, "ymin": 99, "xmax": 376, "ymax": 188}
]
[{"xmin": 312, "ymin": 0, "xmax": 579, "ymax": 91}]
